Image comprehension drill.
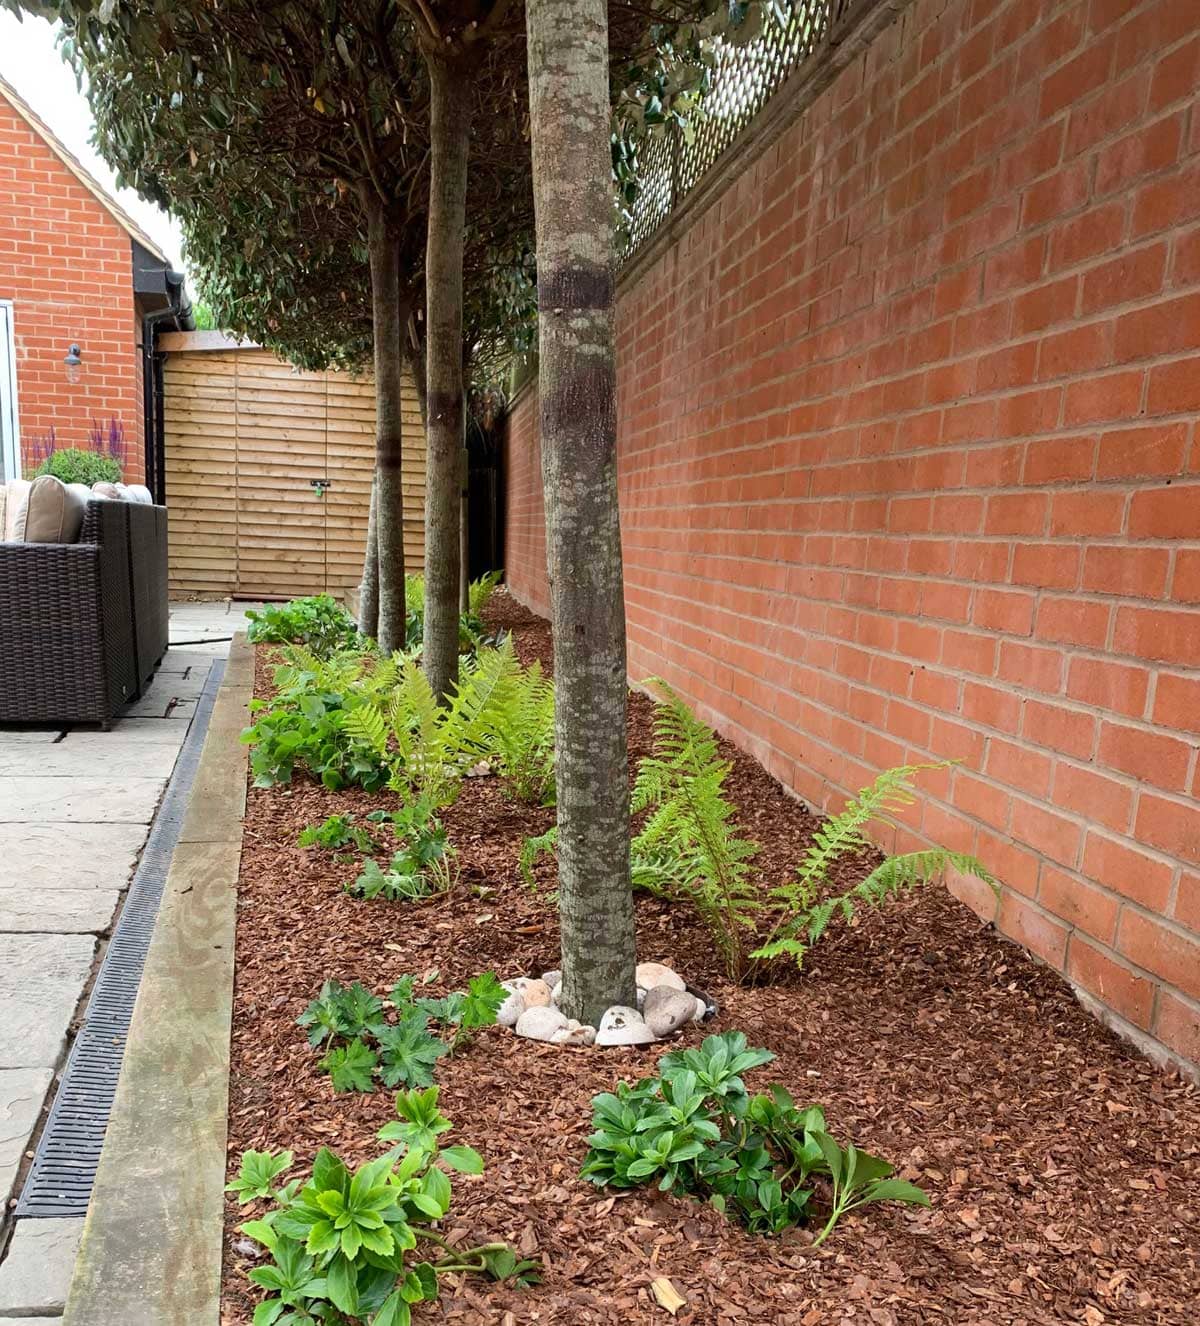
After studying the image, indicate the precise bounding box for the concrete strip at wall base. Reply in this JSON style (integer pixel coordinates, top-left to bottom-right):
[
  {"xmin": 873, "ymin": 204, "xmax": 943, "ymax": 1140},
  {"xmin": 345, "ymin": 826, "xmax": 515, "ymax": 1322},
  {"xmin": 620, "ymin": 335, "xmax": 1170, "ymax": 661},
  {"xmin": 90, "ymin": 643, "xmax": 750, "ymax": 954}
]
[{"xmin": 61, "ymin": 635, "xmax": 252, "ymax": 1326}]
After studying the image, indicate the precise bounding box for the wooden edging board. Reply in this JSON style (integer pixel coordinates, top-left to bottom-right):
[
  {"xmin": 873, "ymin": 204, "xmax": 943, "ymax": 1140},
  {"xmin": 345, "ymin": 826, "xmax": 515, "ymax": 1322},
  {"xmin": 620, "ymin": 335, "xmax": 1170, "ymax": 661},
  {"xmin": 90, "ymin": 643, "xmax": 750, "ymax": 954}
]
[{"xmin": 62, "ymin": 635, "xmax": 253, "ymax": 1326}]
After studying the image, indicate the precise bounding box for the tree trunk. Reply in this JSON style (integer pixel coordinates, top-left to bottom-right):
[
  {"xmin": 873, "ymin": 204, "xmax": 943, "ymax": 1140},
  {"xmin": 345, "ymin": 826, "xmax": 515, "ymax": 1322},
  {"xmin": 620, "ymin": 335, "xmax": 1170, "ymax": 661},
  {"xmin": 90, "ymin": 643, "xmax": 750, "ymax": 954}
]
[
  {"xmin": 459, "ymin": 441, "xmax": 470, "ymax": 614},
  {"xmin": 525, "ymin": 0, "xmax": 637, "ymax": 1026},
  {"xmin": 359, "ymin": 476, "xmax": 379, "ymax": 638},
  {"xmin": 364, "ymin": 192, "xmax": 407, "ymax": 654},
  {"xmin": 422, "ymin": 54, "xmax": 470, "ymax": 700}
]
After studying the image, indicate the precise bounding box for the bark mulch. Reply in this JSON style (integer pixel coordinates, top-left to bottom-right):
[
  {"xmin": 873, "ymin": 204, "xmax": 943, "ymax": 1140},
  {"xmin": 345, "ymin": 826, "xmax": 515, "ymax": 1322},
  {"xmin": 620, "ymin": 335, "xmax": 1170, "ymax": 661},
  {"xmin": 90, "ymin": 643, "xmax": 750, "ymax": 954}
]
[{"xmin": 222, "ymin": 591, "xmax": 1200, "ymax": 1326}]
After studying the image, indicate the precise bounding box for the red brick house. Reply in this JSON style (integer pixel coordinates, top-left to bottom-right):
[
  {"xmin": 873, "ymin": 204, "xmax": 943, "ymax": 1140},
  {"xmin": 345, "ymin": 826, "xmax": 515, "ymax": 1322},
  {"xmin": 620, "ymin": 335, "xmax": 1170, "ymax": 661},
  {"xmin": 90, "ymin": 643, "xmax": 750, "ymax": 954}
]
[{"xmin": 0, "ymin": 74, "xmax": 191, "ymax": 494}]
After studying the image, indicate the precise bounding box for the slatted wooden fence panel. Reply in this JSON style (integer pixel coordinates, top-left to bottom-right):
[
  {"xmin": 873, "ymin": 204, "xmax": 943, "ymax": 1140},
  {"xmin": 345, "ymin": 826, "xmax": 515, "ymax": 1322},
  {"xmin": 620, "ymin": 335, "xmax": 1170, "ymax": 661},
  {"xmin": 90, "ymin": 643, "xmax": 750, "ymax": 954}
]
[{"xmin": 162, "ymin": 338, "xmax": 425, "ymax": 599}]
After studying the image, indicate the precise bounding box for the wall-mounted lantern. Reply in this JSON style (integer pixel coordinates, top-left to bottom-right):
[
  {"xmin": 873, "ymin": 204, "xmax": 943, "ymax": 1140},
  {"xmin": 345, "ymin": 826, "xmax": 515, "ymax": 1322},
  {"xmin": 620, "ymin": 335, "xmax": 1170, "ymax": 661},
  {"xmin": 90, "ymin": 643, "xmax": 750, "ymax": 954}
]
[{"xmin": 64, "ymin": 343, "xmax": 82, "ymax": 385}]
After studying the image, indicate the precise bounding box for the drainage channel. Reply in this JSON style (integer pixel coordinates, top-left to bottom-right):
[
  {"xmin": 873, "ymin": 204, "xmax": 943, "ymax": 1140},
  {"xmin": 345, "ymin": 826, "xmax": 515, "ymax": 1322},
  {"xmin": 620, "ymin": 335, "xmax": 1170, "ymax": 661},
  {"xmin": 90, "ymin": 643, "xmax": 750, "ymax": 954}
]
[{"xmin": 16, "ymin": 658, "xmax": 227, "ymax": 1219}]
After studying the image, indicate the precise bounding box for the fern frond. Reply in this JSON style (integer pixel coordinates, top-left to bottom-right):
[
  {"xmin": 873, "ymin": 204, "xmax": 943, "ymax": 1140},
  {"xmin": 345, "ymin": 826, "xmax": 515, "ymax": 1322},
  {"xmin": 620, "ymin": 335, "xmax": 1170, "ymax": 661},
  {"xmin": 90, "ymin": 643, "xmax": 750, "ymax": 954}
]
[
  {"xmin": 519, "ymin": 825, "xmax": 558, "ymax": 888},
  {"xmin": 468, "ymin": 570, "xmax": 503, "ymax": 617},
  {"xmin": 343, "ymin": 704, "xmax": 389, "ymax": 757}
]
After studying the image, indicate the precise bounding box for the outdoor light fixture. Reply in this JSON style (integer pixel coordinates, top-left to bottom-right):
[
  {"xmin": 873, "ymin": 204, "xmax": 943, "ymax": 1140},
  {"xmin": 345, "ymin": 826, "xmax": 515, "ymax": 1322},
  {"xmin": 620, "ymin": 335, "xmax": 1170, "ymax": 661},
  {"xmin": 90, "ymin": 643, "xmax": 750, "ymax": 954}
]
[{"xmin": 64, "ymin": 343, "xmax": 82, "ymax": 384}]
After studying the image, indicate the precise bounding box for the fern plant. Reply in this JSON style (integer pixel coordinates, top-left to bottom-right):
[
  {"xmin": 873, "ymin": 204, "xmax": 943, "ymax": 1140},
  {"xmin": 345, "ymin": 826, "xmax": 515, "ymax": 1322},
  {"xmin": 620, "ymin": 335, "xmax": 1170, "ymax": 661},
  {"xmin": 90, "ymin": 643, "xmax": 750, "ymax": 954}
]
[
  {"xmin": 468, "ymin": 569, "xmax": 503, "ymax": 617},
  {"xmin": 630, "ymin": 680, "xmax": 761, "ymax": 979},
  {"xmin": 487, "ymin": 656, "xmax": 555, "ymax": 804},
  {"xmin": 751, "ymin": 763, "xmax": 996, "ymax": 970},
  {"xmin": 520, "ymin": 692, "xmax": 994, "ymax": 985}
]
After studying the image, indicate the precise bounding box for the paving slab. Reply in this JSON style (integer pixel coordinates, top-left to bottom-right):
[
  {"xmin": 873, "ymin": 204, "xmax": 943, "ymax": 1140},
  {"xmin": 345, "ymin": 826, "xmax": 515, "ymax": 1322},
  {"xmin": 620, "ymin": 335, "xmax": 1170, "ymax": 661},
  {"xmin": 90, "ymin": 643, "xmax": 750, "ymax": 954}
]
[
  {"xmin": 0, "ymin": 825, "xmax": 145, "ymax": 892},
  {"xmin": 91, "ymin": 718, "xmax": 189, "ymax": 743},
  {"xmin": 0, "ymin": 935, "xmax": 96, "ymax": 1071},
  {"xmin": 0, "ymin": 778, "xmax": 165, "ymax": 825},
  {"xmin": 0, "ymin": 741, "xmax": 180, "ymax": 779},
  {"xmin": 0, "ymin": 1218, "xmax": 83, "ymax": 1315},
  {"xmin": 0, "ymin": 1069, "xmax": 54, "ymax": 1207},
  {"xmin": 154, "ymin": 651, "xmax": 214, "ymax": 675},
  {"xmin": 0, "ymin": 730, "xmax": 64, "ymax": 745},
  {"xmin": 0, "ymin": 888, "xmax": 119, "ymax": 935}
]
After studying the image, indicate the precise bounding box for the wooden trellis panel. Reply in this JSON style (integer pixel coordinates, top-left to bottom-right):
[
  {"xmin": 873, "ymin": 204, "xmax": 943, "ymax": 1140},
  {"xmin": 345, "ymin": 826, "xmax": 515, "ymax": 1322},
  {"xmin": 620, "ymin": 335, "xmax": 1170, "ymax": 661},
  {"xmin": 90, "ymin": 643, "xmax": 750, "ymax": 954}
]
[{"xmin": 162, "ymin": 335, "xmax": 425, "ymax": 599}]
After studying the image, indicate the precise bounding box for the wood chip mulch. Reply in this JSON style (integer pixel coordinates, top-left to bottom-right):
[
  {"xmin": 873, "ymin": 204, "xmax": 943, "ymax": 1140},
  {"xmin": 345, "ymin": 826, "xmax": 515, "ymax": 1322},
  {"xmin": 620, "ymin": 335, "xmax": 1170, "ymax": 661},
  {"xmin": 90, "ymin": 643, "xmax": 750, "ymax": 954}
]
[{"xmin": 221, "ymin": 591, "xmax": 1200, "ymax": 1325}]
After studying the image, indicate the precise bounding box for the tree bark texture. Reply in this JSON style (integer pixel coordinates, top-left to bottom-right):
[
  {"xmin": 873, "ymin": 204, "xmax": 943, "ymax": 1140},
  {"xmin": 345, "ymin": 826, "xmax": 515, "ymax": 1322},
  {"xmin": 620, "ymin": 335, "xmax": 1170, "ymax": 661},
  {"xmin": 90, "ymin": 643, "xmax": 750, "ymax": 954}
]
[
  {"xmin": 365, "ymin": 195, "xmax": 408, "ymax": 654},
  {"xmin": 422, "ymin": 54, "xmax": 470, "ymax": 700},
  {"xmin": 460, "ymin": 442, "xmax": 470, "ymax": 613},
  {"xmin": 525, "ymin": 0, "xmax": 637, "ymax": 1026},
  {"xmin": 359, "ymin": 475, "xmax": 380, "ymax": 637}
]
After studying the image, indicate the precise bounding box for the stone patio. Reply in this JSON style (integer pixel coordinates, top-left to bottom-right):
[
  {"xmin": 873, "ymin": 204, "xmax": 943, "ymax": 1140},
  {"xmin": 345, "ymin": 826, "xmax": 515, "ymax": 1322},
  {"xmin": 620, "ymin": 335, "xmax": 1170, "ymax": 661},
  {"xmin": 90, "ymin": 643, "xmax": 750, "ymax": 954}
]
[{"xmin": 0, "ymin": 599, "xmax": 259, "ymax": 1317}]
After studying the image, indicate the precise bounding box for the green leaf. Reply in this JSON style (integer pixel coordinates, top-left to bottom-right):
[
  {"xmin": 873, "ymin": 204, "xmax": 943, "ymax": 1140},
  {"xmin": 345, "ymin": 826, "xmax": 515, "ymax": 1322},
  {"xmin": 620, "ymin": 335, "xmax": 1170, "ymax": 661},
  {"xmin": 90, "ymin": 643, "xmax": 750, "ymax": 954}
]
[
  {"xmin": 372, "ymin": 1292, "xmax": 412, "ymax": 1326},
  {"xmin": 252, "ymin": 1299, "xmax": 285, "ymax": 1326},
  {"xmin": 439, "ymin": 1145, "xmax": 484, "ymax": 1175},
  {"xmin": 859, "ymin": 1178, "xmax": 930, "ymax": 1207},
  {"xmin": 325, "ymin": 1254, "xmax": 359, "ymax": 1316},
  {"xmin": 321, "ymin": 1038, "xmax": 378, "ymax": 1092}
]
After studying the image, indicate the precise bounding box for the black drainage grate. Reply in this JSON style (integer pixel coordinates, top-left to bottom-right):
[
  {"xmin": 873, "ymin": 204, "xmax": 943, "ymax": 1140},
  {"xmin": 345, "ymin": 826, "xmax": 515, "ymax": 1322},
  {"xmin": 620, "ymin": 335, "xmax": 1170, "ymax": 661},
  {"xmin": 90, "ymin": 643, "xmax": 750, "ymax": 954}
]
[{"xmin": 16, "ymin": 658, "xmax": 227, "ymax": 1218}]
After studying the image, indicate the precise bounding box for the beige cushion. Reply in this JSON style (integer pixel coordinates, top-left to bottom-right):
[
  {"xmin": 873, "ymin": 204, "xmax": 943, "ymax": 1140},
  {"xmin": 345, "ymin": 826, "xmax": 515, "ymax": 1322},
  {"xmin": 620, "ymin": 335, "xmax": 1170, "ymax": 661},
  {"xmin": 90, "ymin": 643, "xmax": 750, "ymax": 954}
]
[
  {"xmin": 123, "ymin": 484, "xmax": 152, "ymax": 504},
  {"xmin": 15, "ymin": 474, "xmax": 88, "ymax": 544},
  {"xmin": 3, "ymin": 479, "xmax": 30, "ymax": 541},
  {"xmin": 92, "ymin": 481, "xmax": 123, "ymax": 500}
]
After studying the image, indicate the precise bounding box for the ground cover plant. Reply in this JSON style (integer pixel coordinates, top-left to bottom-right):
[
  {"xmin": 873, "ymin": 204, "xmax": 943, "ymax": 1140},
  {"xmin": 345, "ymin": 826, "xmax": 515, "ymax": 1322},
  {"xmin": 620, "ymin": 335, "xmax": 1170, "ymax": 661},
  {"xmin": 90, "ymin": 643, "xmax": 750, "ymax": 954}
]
[
  {"xmin": 226, "ymin": 592, "xmax": 1200, "ymax": 1324},
  {"xmin": 301, "ymin": 973, "xmax": 507, "ymax": 1093},
  {"xmin": 246, "ymin": 595, "xmax": 363, "ymax": 657},
  {"xmin": 227, "ymin": 1094, "xmax": 536, "ymax": 1325},
  {"xmin": 582, "ymin": 1030, "xmax": 928, "ymax": 1242}
]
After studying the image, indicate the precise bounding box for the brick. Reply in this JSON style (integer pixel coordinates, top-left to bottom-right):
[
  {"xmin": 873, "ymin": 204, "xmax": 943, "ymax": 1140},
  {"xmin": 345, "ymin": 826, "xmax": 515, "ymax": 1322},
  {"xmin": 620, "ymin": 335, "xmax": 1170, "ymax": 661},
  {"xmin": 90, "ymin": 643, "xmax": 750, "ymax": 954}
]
[
  {"xmin": 1114, "ymin": 292, "xmax": 1200, "ymax": 362},
  {"xmin": 1048, "ymin": 489, "xmax": 1127, "ymax": 537},
  {"xmin": 1146, "ymin": 357, "xmax": 1200, "ymax": 414},
  {"xmin": 1066, "ymin": 656, "xmax": 1148, "ymax": 716},
  {"xmin": 1082, "ymin": 831, "xmax": 1174, "ymax": 911},
  {"xmin": 1098, "ymin": 720, "xmax": 1193, "ymax": 792},
  {"xmin": 1056, "ymin": 762, "xmax": 1132, "ymax": 835},
  {"xmin": 1174, "ymin": 871, "xmax": 1200, "ymax": 933},
  {"xmin": 1067, "ymin": 936, "xmax": 1155, "ymax": 1029},
  {"xmin": 1024, "ymin": 701, "xmax": 1096, "ymax": 761},
  {"xmin": 1040, "ymin": 864, "xmax": 1119, "ymax": 942},
  {"xmin": 1175, "ymin": 551, "xmax": 1200, "ymax": 604},
  {"xmin": 1062, "ymin": 370, "xmax": 1143, "ymax": 425},
  {"xmin": 1081, "ymin": 545, "xmax": 1169, "ymax": 598},
  {"xmin": 1118, "ymin": 910, "xmax": 1200, "ymax": 1000},
  {"xmin": 1011, "ymin": 542, "xmax": 1080, "ymax": 590},
  {"xmin": 1153, "ymin": 991, "xmax": 1200, "ymax": 1066},
  {"xmin": 974, "ymin": 588, "xmax": 1034, "ymax": 636},
  {"xmin": 1097, "ymin": 423, "xmax": 1188, "ymax": 479},
  {"xmin": 1021, "ymin": 436, "xmax": 1096, "ymax": 485},
  {"xmin": 998, "ymin": 893, "xmax": 1069, "ymax": 969},
  {"xmin": 1095, "ymin": 111, "xmax": 1182, "ymax": 197},
  {"xmin": 1113, "ymin": 605, "xmax": 1200, "ymax": 664},
  {"xmin": 1038, "ymin": 597, "xmax": 1112, "ymax": 650},
  {"xmin": 1127, "ymin": 484, "xmax": 1200, "ymax": 538},
  {"xmin": 1135, "ymin": 792, "xmax": 1200, "ymax": 865},
  {"xmin": 1152, "ymin": 673, "xmax": 1200, "ymax": 734}
]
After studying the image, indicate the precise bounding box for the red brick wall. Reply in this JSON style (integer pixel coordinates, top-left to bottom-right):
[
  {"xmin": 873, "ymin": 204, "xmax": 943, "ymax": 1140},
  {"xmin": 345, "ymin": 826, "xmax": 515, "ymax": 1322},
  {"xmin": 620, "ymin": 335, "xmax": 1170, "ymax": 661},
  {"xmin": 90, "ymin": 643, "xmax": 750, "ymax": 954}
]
[
  {"xmin": 0, "ymin": 91, "xmax": 143, "ymax": 480},
  {"xmin": 504, "ymin": 0, "xmax": 1200, "ymax": 1073}
]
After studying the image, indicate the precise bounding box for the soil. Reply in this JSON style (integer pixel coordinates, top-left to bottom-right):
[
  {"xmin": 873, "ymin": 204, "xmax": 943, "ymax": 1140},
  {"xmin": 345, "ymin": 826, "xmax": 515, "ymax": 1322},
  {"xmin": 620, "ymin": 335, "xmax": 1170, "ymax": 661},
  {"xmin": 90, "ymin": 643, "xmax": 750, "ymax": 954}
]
[{"xmin": 222, "ymin": 591, "xmax": 1200, "ymax": 1325}]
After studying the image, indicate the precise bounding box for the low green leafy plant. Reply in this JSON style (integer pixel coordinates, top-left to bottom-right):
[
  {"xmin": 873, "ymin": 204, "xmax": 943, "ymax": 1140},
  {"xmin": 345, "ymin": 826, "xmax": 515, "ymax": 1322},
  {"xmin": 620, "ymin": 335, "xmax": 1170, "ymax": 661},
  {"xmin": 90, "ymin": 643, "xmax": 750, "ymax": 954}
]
[
  {"xmin": 242, "ymin": 649, "xmax": 406, "ymax": 791},
  {"xmin": 298, "ymin": 814, "xmax": 380, "ymax": 853},
  {"xmin": 300, "ymin": 973, "xmax": 506, "ymax": 1094},
  {"xmin": 403, "ymin": 571, "xmax": 503, "ymax": 655},
  {"xmin": 246, "ymin": 595, "xmax": 362, "ymax": 657},
  {"xmin": 229, "ymin": 1098, "xmax": 536, "ymax": 1326},
  {"xmin": 582, "ymin": 1031, "xmax": 928, "ymax": 1244},
  {"xmin": 35, "ymin": 446, "xmax": 121, "ymax": 486},
  {"xmin": 348, "ymin": 800, "xmax": 455, "ymax": 902}
]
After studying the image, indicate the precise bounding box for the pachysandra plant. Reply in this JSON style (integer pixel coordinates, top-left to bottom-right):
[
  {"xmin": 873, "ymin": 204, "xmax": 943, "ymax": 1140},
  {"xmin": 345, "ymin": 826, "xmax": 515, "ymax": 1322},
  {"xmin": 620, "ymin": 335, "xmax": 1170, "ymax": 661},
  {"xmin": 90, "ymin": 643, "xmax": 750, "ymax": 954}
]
[
  {"xmin": 582, "ymin": 1031, "xmax": 929, "ymax": 1243},
  {"xmin": 229, "ymin": 1092, "xmax": 536, "ymax": 1325},
  {"xmin": 300, "ymin": 973, "xmax": 507, "ymax": 1094}
]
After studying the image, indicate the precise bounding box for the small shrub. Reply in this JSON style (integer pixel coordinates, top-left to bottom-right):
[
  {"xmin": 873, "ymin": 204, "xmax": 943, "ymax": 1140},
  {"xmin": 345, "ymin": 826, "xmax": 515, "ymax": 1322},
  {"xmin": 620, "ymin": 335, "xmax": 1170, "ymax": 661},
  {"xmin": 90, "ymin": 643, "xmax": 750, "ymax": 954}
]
[
  {"xmin": 230, "ymin": 1105, "xmax": 536, "ymax": 1325},
  {"xmin": 300, "ymin": 973, "xmax": 506, "ymax": 1094},
  {"xmin": 582, "ymin": 1031, "xmax": 928, "ymax": 1244},
  {"xmin": 245, "ymin": 594, "xmax": 361, "ymax": 656},
  {"xmin": 349, "ymin": 802, "xmax": 454, "ymax": 902},
  {"xmin": 298, "ymin": 813, "xmax": 379, "ymax": 853},
  {"xmin": 241, "ymin": 647, "xmax": 404, "ymax": 791},
  {"xmin": 35, "ymin": 446, "xmax": 121, "ymax": 486}
]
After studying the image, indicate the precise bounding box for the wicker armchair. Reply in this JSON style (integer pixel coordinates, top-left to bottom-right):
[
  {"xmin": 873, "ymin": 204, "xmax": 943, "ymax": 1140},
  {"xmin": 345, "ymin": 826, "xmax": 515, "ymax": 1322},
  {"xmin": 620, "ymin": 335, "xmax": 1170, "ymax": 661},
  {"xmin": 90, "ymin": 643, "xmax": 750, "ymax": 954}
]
[{"xmin": 0, "ymin": 499, "xmax": 168, "ymax": 727}]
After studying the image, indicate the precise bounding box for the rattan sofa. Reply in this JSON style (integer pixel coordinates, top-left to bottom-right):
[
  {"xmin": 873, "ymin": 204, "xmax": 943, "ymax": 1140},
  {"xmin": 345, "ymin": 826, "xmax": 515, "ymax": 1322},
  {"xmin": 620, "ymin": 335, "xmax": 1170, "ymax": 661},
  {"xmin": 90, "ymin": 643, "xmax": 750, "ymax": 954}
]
[{"xmin": 0, "ymin": 498, "xmax": 169, "ymax": 727}]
